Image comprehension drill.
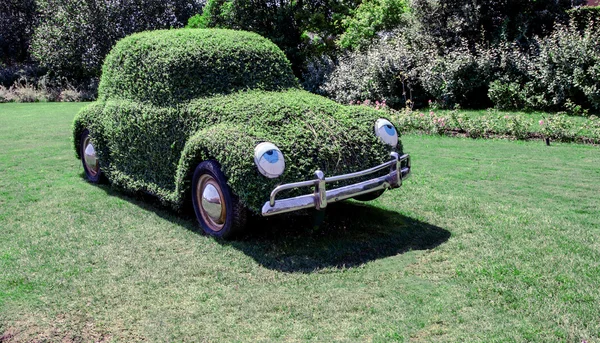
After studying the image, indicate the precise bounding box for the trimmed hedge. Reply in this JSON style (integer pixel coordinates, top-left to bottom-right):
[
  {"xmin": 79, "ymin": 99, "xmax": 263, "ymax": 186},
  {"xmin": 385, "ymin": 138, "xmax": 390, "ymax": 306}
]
[
  {"xmin": 98, "ymin": 29, "xmax": 299, "ymax": 105},
  {"xmin": 74, "ymin": 88, "xmax": 401, "ymax": 213}
]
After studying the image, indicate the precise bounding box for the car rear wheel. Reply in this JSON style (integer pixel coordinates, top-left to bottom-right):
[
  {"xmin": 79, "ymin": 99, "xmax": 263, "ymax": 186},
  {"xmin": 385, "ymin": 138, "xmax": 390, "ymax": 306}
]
[
  {"xmin": 192, "ymin": 161, "xmax": 247, "ymax": 239},
  {"xmin": 80, "ymin": 129, "xmax": 102, "ymax": 183}
]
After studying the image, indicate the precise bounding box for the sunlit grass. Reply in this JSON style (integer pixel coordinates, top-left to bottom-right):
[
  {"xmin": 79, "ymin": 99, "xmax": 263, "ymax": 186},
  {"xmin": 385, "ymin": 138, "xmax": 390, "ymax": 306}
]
[{"xmin": 1, "ymin": 103, "xmax": 599, "ymax": 342}]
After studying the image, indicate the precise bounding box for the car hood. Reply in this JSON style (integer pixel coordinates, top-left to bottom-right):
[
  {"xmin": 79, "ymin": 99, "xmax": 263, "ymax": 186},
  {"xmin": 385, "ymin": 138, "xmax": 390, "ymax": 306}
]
[{"xmin": 184, "ymin": 89, "xmax": 402, "ymax": 212}]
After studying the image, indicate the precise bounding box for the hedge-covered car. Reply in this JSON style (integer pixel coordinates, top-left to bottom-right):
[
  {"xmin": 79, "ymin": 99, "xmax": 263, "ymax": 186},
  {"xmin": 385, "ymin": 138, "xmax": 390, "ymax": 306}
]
[{"xmin": 73, "ymin": 29, "xmax": 411, "ymax": 238}]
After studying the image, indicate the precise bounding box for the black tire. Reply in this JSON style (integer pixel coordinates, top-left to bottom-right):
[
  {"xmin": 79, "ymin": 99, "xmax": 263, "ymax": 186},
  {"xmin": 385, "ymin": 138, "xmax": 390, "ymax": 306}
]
[
  {"xmin": 353, "ymin": 189, "xmax": 385, "ymax": 202},
  {"xmin": 191, "ymin": 160, "xmax": 247, "ymax": 239},
  {"xmin": 80, "ymin": 129, "xmax": 102, "ymax": 183}
]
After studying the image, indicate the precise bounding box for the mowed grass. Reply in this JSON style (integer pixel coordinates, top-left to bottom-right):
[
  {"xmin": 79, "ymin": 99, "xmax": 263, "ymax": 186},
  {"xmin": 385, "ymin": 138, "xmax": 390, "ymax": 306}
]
[{"xmin": 1, "ymin": 103, "xmax": 599, "ymax": 342}]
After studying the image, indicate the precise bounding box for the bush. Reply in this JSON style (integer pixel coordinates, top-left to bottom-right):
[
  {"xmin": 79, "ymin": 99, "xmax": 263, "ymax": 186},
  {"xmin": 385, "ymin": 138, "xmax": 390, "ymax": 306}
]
[
  {"xmin": 301, "ymin": 54, "xmax": 336, "ymax": 95},
  {"xmin": 410, "ymin": 0, "xmax": 583, "ymax": 48},
  {"xmin": 0, "ymin": 0, "xmax": 37, "ymax": 65},
  {"xmin": 337, "ymin": 0, "xmax": 409, "ymax": 50},
  {"xmin": 419, "ymin": 44, "xmax": 498, "ymax": 109},
  {"xmin": 31, "ymin": 0, "xmax": 203, "ymax": 80},
  {"xmin": 0, "ymin": 81, "xmax": 50, "ymax": 103},
  {"xmin": 98, "ymin": 29, "xmax": 298, "ymax": 105},
  {"xmin": 488, "ymin": 24, "xmax": 600, "ymax": 112},
  {"xmin": 321, "ymin": 36, "xmax": 425, "ymax": 108},
  {"xmin": 568, "ymin": 6, "xmax": 600, "ymax": 31},
  {"xmin": 391, "ymin": 107, "xmax": 599, "ymax": 143}
]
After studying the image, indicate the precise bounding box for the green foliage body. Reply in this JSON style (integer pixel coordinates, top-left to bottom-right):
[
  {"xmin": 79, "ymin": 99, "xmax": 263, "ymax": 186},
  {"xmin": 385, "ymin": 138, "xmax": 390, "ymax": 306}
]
[
  {"xmin": 98, "ymin": 29, "xmax": 298, "ymax": 105},
  {"xmin": 338, "ymin": 0, "xmax": 409, "ymax": 50},
  {"xmin": 74, "ymin": 29, "xmax": 400, "ymax": 213}
]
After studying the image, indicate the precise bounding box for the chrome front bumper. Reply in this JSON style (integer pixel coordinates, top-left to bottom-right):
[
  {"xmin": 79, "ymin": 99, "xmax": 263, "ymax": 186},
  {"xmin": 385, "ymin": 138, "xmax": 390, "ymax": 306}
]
[{"xmin": 261, "ymin": 152, "xmax": 410, "ymax": 216}]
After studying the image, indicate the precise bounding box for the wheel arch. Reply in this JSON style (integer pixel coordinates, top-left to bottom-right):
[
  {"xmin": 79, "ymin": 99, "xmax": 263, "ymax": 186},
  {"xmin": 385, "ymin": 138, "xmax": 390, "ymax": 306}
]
[
  {"xmin": 174, "ymin": 123, "xmax": 261, "ymax": 211},
  {"xmin": 72, "ymin": 103, "xmax": 105, "ymax": 160}
]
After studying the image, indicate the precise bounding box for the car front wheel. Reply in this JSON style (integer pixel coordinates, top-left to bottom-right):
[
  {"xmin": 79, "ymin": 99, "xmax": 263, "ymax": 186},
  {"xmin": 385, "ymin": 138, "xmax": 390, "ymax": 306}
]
[{"xmin": 191, "ymin": 161, "xmax": 247, "ymax": 239}]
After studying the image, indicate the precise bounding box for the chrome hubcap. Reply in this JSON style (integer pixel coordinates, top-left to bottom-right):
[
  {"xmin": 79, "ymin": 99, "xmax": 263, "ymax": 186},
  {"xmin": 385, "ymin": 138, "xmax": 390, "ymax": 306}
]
[
  {"xmin": 197, "ymin": 175, "xmax": 226, "ymax": 231},
  {"xmin": 82, "ymin": 136, "xmax": 99, "ymax": 176}
]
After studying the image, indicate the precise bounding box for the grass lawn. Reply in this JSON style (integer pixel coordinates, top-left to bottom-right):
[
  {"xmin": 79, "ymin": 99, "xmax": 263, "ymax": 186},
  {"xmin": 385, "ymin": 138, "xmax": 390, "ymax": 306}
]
[{"xmin": 1, "ymin": 103, "xmax": 599, "ymax": 342}]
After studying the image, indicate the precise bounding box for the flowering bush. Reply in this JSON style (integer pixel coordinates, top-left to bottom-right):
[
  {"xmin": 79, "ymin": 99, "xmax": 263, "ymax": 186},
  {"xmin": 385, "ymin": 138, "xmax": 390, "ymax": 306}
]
[
  {"xmin": 387, "ymin": 105, "xmax": 600, "ymax": 144},
  {"xmin": 321, "ymin": 36, "xmax": 426, "ymax": 108}
]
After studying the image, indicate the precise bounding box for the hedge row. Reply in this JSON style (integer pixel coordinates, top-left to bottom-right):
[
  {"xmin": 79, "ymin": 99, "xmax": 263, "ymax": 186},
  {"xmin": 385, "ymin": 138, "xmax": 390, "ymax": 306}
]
[
  {"xmin": 74, "ymin": 89, "xmax": 399, "ymax": 213},
  {"xmin": 390, "ymin": 107, "xmax": 600, "ymax": 144},
  {"xmin": 98, "ymin": 29, "xmax": 299, "ymax": 105}
]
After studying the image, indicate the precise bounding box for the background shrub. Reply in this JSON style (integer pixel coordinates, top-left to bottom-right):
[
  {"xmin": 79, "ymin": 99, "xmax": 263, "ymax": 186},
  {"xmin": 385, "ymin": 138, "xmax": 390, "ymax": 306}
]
[
  {"xmin": 488, "ymin": 24, "xmax": 600, "ymax": 112},
  {"xmin": 321, "ymin": 36, "xmax": 425, "ymax": 108},
  {"xmin": 0, "ymin": 0, "xmax": 37, "ymax": 65},
  {"xmin": 568, "ymin": 6, "xmax": 600, "ymax": 31},
  {"xmin": 419, "ymin": 44, "xmax": 498, "ymax": 108},
  {"xmin": 98, "ymin": 29, "xmax": 298, "ymax": 105},
  {"xmin": 31, "ymin": 0, "xmax": 203, "ymax": 80},
  {"xmin": 337, "ymin": 0, "xmax": 409, "ymax": 50}
]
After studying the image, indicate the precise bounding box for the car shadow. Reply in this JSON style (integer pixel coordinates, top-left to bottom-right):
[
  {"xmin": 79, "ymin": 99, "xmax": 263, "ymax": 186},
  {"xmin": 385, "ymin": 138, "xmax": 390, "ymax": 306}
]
[
  {"xmin": 91, "ymin": 177, "xmax": 450, "ymax": 274},
  {"xmin": 226, "ymin": 202, "xmax": 451, "ymax": 273}
]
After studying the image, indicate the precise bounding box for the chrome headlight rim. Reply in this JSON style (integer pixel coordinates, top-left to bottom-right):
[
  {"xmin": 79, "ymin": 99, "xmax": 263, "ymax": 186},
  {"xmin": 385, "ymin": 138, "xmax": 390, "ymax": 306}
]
[
  {"xmin": 374, "ymin": 118, "xmax": 398, "ymax": 147},
  {"xmin": 254, "ymin": 142, "xmax": 285, "ymax": 178}
]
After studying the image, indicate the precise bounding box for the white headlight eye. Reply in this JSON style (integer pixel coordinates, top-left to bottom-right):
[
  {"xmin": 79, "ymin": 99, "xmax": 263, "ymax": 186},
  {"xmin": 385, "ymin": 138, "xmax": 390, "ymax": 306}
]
[
  {"xmin": 254, "ymin": 142, "xmax": 285, "ymax": 178},
  {"xmin": 375, "ymin": 118, "xmax": 398, "ymax": 147}
]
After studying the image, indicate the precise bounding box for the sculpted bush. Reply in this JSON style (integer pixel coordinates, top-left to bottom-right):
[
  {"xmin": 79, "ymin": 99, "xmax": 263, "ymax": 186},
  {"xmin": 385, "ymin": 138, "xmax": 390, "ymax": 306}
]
[{"xmin": 74, "ymin": 29, "xmax": 397, "ymax": 213}]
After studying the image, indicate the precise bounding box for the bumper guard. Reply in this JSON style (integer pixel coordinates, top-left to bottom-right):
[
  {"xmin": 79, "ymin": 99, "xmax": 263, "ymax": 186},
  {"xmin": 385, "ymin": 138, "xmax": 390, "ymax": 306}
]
[{"xmin": 261, "ymin": 152, "xmax": 410, "ymax": 216}]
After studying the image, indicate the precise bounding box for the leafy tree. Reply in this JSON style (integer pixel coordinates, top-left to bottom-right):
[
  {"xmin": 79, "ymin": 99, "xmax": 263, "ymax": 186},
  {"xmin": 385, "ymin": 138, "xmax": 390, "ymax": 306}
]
[
  {"xmin": 410, "ymin": 0, "xmax": 585, "ymax": 50},
  {"xmin": 0, "ymin": 0, "xmax": 37, "ymax": 65},
  {"xmin": 338, "ymin": 0, "xmax": 409, "ymax": 50},
  {"xmin": 31, "ymin": 0, "xmax": 203, "ymax": 80},
  {"xmin": 187, "ymin": 0, "xmax": 360, "ymax": 76}
]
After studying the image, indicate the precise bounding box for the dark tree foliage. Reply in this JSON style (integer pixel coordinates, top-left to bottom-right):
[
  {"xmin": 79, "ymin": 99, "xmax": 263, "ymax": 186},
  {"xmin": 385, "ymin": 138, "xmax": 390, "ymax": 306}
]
[
  {"xmin": 31, "ymin": 0, "xmax": 203, "ymax": 80},
  {"xmin": 188, "ymin": 0, "xmax": 361, "ymax": 76},
  {"xmin": 0, "ymin": 0, "xmax": 37, "ymax": 65},
  {"xmin": 410, "ymin": 0, "xmax": 586, "ymax": 50}
]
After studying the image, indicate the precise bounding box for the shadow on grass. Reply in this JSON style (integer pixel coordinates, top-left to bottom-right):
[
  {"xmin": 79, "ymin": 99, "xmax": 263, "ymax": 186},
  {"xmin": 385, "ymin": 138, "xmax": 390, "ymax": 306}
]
[
  {"xmin": 92, "ymin": 177, "xmax": 450, "ymax": 273},
  {"xmin": 228, "ymin": 201, "xmax": 451, "ymax": 273}
]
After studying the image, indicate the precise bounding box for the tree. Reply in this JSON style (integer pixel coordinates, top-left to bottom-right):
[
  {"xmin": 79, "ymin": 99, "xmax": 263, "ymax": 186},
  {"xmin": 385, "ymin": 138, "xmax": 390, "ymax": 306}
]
[
  {"xmin": 31, "ymin": 0, "xmax": 203, "ymax": 80},
  {"xmin": 187, "ymin": 0, "xmax": 361, "ymax": 76},
  {"xmin": 338, "ymin": 0, "xmax": 410, "ymax": 50},
  {"xmin": 410, "ymin": 0, "xmax": 585, "ymax": 50},
  {"xmin": 0, "ymin": 0, "xmax": 37, "ymax": 65}
]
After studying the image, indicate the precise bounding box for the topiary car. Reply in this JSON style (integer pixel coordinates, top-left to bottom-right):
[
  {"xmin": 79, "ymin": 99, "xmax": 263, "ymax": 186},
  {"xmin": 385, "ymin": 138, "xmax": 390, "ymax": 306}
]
[{"xmin": 73, "ymin": 29, "xmax": 411, "ymax": 239}]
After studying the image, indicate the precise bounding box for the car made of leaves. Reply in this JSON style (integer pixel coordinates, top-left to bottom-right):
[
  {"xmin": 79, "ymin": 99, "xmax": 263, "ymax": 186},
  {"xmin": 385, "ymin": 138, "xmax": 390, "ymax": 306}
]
[{"xmin": 73, "ymin": 29, "xmax": 411, "ymax": 239}]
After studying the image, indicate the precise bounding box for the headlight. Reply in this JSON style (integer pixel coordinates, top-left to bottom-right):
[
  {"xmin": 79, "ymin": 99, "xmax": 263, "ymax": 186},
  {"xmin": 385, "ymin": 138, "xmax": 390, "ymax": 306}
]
[
  {"xmin": 254, "ymin": 142, "xmax": 285, "ymax": 178},
  {"xmin": 374, "ymin": 118, "xmax": 398, "ymax": 147}
]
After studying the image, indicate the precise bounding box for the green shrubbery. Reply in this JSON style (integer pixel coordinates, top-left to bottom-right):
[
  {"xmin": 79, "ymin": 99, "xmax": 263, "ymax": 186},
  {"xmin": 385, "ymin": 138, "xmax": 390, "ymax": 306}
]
[
  {"xmin": 98, "ymin": 29, "xmax": 298, "ymax": 105},
  {"xmin": 568, "ymin": 6, "xmax": 600, "ymax": 31},
  {"xmin": 321, "ymin": 36, "xmax": 424, "ymax": 108},
  {"xmin": 31, "ymin": 0, "xmax": 202, "ymax": 81},
  {"xmin": 488, "ymin": 25, "xmax": 600, "ymax": 112},
  {"xmin": 389, "ymin": 106, "xmax": 600, "ymax": 144}
]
